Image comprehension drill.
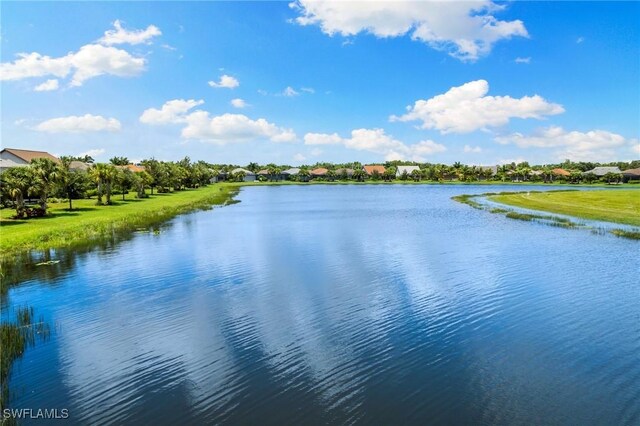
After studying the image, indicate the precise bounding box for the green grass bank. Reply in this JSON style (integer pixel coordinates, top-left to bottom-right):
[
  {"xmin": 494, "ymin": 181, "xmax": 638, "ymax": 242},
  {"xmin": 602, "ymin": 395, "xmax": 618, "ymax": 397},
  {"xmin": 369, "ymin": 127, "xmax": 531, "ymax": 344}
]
[
  {"xmin": 489, "ymin": 190, "xmax": 640, "ymax": 227},
  {"xmin": 0, "ymin": 183, "xmax": 240, "ymax": 260}
]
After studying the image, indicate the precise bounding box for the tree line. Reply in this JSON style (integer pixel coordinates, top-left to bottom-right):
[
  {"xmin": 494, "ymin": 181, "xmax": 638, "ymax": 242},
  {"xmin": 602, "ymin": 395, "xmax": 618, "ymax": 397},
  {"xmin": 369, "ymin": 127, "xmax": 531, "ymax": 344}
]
[{"xmin": 1, "ymin": 157, "xmax": 213, "ymax": 218}]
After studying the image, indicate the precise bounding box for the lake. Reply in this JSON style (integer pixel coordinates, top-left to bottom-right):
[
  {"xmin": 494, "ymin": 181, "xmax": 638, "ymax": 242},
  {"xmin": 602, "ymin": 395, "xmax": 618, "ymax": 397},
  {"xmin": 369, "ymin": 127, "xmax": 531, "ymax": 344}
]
[{"xmin": 3, "ymin": 185, "xmax": 639, "ymax": 425}]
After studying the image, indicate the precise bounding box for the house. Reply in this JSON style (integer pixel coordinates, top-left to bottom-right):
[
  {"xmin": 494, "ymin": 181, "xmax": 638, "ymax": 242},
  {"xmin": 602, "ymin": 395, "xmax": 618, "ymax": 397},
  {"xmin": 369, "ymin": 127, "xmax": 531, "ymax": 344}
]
[
  {"xmin": 0, "ymin": 158, "xmax": 28, "ymax": 173},
  {"xmin": 310, "ymin": 167, "xmax": 329, "ymax": 177},
  {"xmin": 282, "ymin": 167, "xmax": 300, "ymax": 177},
  {"xmin": 257, "ymin": 169, "xmax": 285, "ymax": 181},
  {"xmin": 363, "ymin": 165, "xmax": 385, "ymax": 176},
  {"xmin": 583, "ymin": 166, "xmax": 622, "ymax": 176},
  {"xmin": 622, "ymin": 168, "xmax": 640, "ymax": 182},
  {"xmin": 334, "ymin": 168, "xmax": 354, "ymax": 178},
  {"xmin": 477, "ymin": 165, "xmax": 498, "ymax": 177},
  {"xmin": 396, "ymin": 165, "xmax": 420, "ymax": 178},
  {"xmin": 0, "ymin": 148, "xmax": 59, "ymax": 167},
  {"xmin": 552, "ymin": 168, "xmax": 571, "ymax": 177},
  {"xmin": 70, "ymin": 161, "xmax": 91, "ymax": 171},
  {"xmin": 117, "ymin": 164, "xmax": 145, "ymax": 173},
  {"xmin": 230, "ymin": 167, "xmax": 256, "ymax": 182}
]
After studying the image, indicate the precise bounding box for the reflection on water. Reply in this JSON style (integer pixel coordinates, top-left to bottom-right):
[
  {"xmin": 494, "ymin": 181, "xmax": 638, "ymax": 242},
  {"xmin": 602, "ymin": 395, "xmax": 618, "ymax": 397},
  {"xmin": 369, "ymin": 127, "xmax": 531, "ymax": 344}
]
[{"xmin": 4, "ymin": 185, "xmax": 640, "ymax": 425}]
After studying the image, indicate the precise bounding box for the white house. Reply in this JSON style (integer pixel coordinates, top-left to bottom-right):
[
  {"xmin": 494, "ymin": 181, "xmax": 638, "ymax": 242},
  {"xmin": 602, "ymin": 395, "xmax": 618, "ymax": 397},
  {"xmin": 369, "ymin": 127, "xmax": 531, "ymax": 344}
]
[
  {"xmin": 230, "ymin": 167, "xmax": 256, "ymax": 182},
  {"xmin": 396, "ymin": 165, "xmax": 420, "ymax": 178},
  {"xmin": 0, "ymin": 148, "xmax": 59, "ymax": 173}
]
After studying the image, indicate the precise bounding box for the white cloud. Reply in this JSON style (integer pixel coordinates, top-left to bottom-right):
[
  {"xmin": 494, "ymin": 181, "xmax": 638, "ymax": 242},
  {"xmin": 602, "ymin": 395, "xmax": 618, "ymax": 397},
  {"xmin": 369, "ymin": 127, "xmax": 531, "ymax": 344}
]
[
  {"xmin": 140, "ymin": 99, "xmax": 296, "ymax": 144},
  {"xmin": 98, "ymin": 20, "xmax": 161, "ymax": 46},
  {"xmin": 631, "ymin": 143, "xmax": 640, "ymax": 155},
  {"xmin": 576, "ymin": 36, "xmax": 585, "ymax": 44},
  {"xmin": 139, "ymin": 99, "xmax": 204, "ymax": 124},
  {"xmin": 464, "ymin": 145, "xmax": 482, "ymax": 153},
  {"xmin": 293, "ymin": 153, "xmax": 307, "ymax": 162},
  {"xmin": 310, "ymin": 148, "xmax": 323, "ymax": 156},
  {"xmin": 391, "ymin": 80, "xmax": 564, "ymax": 134},
  {"xmin": 497, "ymin": 157, "xmax": 526, "ymax": 165},
  {"xmin": 0, "ymin": 44, "xmax": 146, "ymax": 87},
  {"xmin": 78, "ymin": 148, "xmax": 106, "ymax": 158},
  {"xmin": 496, "ymin": 126, "xmax": 637, "ymax": 161},
  {"xmin": 305, "ymin": 128, "xmax": 445, "ymax": 161},
  {"xmin": 290, "ymin": 0, "xmax": 528, "ymax": 61},
  {"xmin": 301, "ymin": 87, "xmax": 315, "ymax": 94},
  {"xmin": 514, "ymin": 56, "xmax": 531, "ymax": 64},
  {"xmin": 303, "ymin": 132, "xmax": 343, "ymax": 145},
  {"xmin": 230, "ymin": 98, "xmax": 248, "ymax": 108},
  {"xmin": 35, "ymin": 114, "xmax": 121, "ymax": 133},
  {"xmin": 282, "ymin": 86, "xmax": 299, "ymax": 97},
  {"xmin": 182, "ymin": 112, "xmax": 296, "ymax": 143},
  {"xmin": 34, "ymin": 79, "xmax": 59, "ymax": 92},
  {"xmin": 208, "ymin": 74, "xmax": 239, "ymax": 89}
]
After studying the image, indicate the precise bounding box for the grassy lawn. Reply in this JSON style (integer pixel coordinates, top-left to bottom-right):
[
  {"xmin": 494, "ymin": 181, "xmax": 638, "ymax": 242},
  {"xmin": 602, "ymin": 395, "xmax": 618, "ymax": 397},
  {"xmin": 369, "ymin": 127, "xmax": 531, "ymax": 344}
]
[
  {"xmin": 489, "ymin": 189, "xmax": 640, "ymax": 227},
  {"xmin": 0, "ymin": 184, "xmax": 239, "ymax": 259}
]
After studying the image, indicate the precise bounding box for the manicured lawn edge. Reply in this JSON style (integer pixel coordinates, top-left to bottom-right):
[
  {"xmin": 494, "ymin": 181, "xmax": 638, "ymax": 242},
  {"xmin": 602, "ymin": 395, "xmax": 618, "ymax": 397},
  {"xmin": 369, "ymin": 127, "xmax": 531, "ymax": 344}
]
[{"xmin": 0, "ymin": 184, "xmax": 241, "ymax": 261}]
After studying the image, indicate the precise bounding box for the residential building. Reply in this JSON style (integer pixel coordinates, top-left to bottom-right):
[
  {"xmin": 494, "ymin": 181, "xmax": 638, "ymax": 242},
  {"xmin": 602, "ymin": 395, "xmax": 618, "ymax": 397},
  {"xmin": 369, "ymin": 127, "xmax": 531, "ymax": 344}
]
[
  {"xmin": 363, "ymin": 165, "xmax": 385, "ymax": 176},
  {"xmin": 396, "ymin": 165, "xmax": 420, "ymax": 178}
]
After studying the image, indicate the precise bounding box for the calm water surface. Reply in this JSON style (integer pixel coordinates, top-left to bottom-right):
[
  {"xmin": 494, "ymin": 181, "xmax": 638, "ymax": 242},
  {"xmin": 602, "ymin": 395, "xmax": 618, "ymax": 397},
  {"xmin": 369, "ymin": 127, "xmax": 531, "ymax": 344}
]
[{"xmin": 4, "ymin": 185, "xmax": 640, "ymax": 425}]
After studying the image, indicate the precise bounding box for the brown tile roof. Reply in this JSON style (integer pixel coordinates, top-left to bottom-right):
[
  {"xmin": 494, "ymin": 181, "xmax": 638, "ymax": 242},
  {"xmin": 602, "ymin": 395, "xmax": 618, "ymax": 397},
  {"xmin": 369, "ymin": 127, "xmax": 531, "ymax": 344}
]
[
  {"xmin": 622, "ymin": 167, "xmax": 640, "ymax": 176},
  {"xmin": 310, "ymin": 167, "xmax": 329, "ymax": 176},
  {"xmin": 1, "ymin": 148, "xmax": 59, "ymax": 163},
  {"xmin": 551, "ymin": 168, "xmax": 571, "ymax": 176},
  {"xmin": 117, "ymin": 164, "xmax": 145, "ymax": 173},
  {"xmin": 364, "ymin": 165, "xmax": 385, "ymax": 175}
]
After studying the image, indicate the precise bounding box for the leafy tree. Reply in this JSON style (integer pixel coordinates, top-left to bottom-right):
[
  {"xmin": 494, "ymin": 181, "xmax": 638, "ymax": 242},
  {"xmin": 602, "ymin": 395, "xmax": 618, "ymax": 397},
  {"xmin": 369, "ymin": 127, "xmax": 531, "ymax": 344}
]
[
  {"xmin": 89, "ymin": 163, "xmax": 109, "ymax": 205},
  {"xmin": 57, "ymin": 157, "xmax": 88, "ymax": 210},
  {"xmin": 352, "ymin": 168, "xmax": 366, "ymax": 182},
  {"xmin": 141, "ymin": 159, "xmax": 163, "ymax": 194},
  {"xmin": 30, "ymin": 158, "xmax": 59, "ymax": 212},
  {"xmin": 135, "ymin": 171, "xmax": 153, "ymax": 198},
  {"xmin": 116, "ymin": 168, "xmax": 137, "ymax": 200},
  {"xmin": 2, "ymin": 167, "xmax": 32, "ymax": 217},
  {"xmin": 247, "ymin": 162, "xmax": 259, "ymax": 173},
  {"xmin": 109, "ymin": 156, "xmax": 129, "ymax": 166}
]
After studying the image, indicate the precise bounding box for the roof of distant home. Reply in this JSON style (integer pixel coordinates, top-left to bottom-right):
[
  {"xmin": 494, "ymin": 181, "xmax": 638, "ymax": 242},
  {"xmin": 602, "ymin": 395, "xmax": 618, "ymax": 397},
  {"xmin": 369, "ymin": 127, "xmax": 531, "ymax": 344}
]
[
  {"xmin": 335, "ymin": 168, "xmax": 354, "ymax": 175},
  {"xmin": 117, "ymin": 164, "xmax": 145, "ymax": 173},
  {"xmin": 584, "ymin": 166, "xmax": 622, "ymax": 176},
  {"xmin": 231, "ymin": 167, "xmax": 254, "ymax": 175},
  {"xmin": 282, "ymin": 168, "xmax": 300, "ymax": 175},
  {"xmin": 552, "ymin": 168, "xmax": 571, "ymax": 176},
  {"xmin": 622, "ymin": 167, "xmax": 640, "ymax": 176},
  {"xmin": 1, "ymin": 148, "xmax": 59, "ymax": 163},
  {"xmin": 310, "ymin": 167, "xmax": 328, "ymax": 176},
  {"xmin": 70, "ymin": 161, "xmax": 91, "ymax": 171},
  {"xmin": 257, "ymin": 169, "xmax": 269, "ymax": 175},
  {"xmin": 364, "ymin": 165, "xmax": 385, "ymax": 175},
  {"xmin": 396, "ymin": 165, "xmax": 420, "ymax": 175}
]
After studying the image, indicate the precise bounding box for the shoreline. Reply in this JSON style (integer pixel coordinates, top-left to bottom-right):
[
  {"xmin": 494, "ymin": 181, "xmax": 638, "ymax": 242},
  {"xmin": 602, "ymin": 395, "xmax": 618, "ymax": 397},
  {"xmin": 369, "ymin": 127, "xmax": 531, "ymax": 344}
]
[
  {"xmin": 1, "ymin": 181, "xmax": 637, "ymax": 263},
  {"xmin": 0, "ymin": 184, "xmax": 241, "ymax": 263}
]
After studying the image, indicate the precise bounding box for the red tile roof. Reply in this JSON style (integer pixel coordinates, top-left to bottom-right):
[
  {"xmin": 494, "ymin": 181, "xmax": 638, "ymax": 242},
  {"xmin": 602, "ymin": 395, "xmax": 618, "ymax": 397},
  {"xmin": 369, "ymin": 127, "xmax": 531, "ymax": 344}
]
[
  {"xmin": 551, "ymin": 168, "xmax": 571, "ymax": 176},
  {"xmin": 310, "ymin": 167, "xmax": 329, "ymax": 175},
  {"xmin": 117, "ymin": 164, "xmax": 145, "ymax": 173},
  {"xmin": 364, "ymin": 165, "xmax": 385, "ymax": 175}
]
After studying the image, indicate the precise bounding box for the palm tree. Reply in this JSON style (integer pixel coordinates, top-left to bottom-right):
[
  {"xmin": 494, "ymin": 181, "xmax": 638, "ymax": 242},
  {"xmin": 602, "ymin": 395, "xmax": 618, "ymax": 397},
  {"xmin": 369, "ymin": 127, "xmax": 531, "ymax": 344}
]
[
  {"xmin": 30, "ymin": 158, "xmax": 59, "ymax": 212},
  {"xmin": 2, "ymin": 167, "xmax": 32, "ymax": 218},
  {"xmin": 57, "ymin": 157, "xmax": 87, "ymax": 210},
  {"xmin": 103, "ymin": 165, "xmax": 119, "ymax": 204},
  {"xmin": 89, "ymin": 163, "xmax": 108, "ymax": 205}
]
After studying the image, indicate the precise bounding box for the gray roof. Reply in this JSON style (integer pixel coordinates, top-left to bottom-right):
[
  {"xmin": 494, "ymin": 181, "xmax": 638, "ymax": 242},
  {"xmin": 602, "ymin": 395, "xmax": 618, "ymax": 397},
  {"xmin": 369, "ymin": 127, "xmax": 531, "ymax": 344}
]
[
  {"xmin": 69, "ymin": 161, "xmax": 90, "ymax": 171},
  {"xmin": 396, "ymin": 165, "xmax": 420, "ymax": 175},
  {"xmin": 583, "ymin": 166, "xmax": 622, "ymax": 176},
  {"xmin": 231, "ymin": 167, "xmax": 255, "ymax": 175},
  {"xmin": 478, "ymin": 165, "xmax": 498, "ymax": 175},
  {"xmin": 282, "ymin": 168, "xmax": 300, "ymax": 175}
]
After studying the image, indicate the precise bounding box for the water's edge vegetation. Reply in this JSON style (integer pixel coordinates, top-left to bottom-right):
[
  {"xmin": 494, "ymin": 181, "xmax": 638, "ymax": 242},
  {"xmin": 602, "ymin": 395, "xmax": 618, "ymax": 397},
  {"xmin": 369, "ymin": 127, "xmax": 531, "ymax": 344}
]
[
  {"xmin": 0, "ymin": 184, "xmax": 240, "ymax": 265},
  {"xmin": 453, "ymin": 190, "xmax": 640, "ymax": 240}
]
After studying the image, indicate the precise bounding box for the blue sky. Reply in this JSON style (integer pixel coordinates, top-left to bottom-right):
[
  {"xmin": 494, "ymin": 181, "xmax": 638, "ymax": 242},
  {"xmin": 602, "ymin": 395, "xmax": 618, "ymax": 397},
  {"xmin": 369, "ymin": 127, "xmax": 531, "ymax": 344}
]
[{"xmin": 2, "ymin": 1, "xmax": 639, "ymax": 165}]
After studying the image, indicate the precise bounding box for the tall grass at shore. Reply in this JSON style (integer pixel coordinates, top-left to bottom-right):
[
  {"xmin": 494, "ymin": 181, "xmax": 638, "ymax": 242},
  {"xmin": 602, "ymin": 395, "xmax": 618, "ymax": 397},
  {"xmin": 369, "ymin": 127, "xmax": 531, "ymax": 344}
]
[{"xmin": 0, "ymin": 184, "xmax": 240, "ymax": 261}]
